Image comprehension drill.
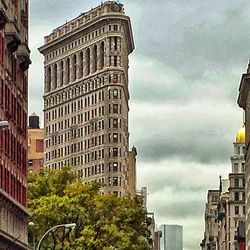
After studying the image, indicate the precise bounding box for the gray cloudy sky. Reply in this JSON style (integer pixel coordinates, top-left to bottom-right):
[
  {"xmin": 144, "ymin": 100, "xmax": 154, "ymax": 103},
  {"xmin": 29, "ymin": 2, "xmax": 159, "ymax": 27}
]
[{"xmin": 29, "ymin": 1, "xmax": 248, "ymax": 249}]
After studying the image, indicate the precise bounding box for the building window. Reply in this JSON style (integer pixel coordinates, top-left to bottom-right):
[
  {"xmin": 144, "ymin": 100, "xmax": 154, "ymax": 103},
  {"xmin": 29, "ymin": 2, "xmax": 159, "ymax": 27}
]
[
  {"xmin": 114, "ymin": 36, "xmax": 118, "ymax": 50},
  {"xmin": 113, "ymin": 89, "xmax": 118, "ymax": 99},
  {"xmin": 243, "ymin": 192, "xmax": 245, "ymax": 201},
  {"xmin": 79, "ymin": 51, "xmax": 83, "ymax": 78},
  {"xmin": 113, "ymin": 177, "xmax": 118, "ymax": 186},
  {"xmin": 234, "ymin": 179, "xmax": 239, "ymax": 187},
  {"xmin": 113, "ymin": 118, "xmax": 118, "ymax": 128},
  {"xmin": 53, "ymin": 64, "xmax": 57, "ymax": 89},
  {"xmin": 234, "ymin": 192, "xmax": 239, "ymax": 201},
  {"xmin": 242, "ymin": 163, "xmax": 245, "ymax": 172},
  {"xmin": 29, "ymin": 160, "xmax": 33, "ymax": 167},
  {"xmin": 93, "ymin": 45, "xmax": 97, "ymax": 72},
  {"xmin": 113, "ymin": 104, "xmax": 118, "ymax": 113},
  {"xmin": 233, "ymin": 163, "xmax": 238, "ymax": 173},
  {"xmin": 100, "ymin": 42, "xmax": 104, "ymax": 69},
  {"xmin": 113, "ymin": 162, "xmax": 118, "ymax": 172},
  {"xmin": 47, "ymin": 66, "xmax": 51, "ymax": 92},
  {"xmin": 66, "ymin": 58, "xmax": 70, "ymax": 84},
  {"xmin": 113, "ymin": 133, "xmax": 118, "ymax": 143},
  {"xmin": 235, "ymin": 206, "xmax": 239, "ymax": 215},
  {"xmin": 113, "ymin": 74, "xmax": 118, "ymax": 83},
  {"xmin": 113, "ymin": 148, "xmax": 118, "ymax": 157},
  {"xmin": 72, "ymin": 54, "xmax": 77, "ymax": 81},
  {"xmin": 242, "ymin": 178, "xmax": 245, "ymax": 187},
  {"xmin": 60, "ymin": 60, "xmax": 64, "ymax": 86},
  {"xmin": 86, "ymin": 48, "xmax": 90, "ymax": 75},
  {"xmin": 114, "ymin": 56, "xmax": 117, "ymax": 67}
]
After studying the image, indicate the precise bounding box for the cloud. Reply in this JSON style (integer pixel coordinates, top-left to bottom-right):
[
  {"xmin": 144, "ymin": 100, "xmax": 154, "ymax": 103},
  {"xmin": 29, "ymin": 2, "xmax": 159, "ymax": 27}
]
[
  {"xmin": 129, "ymin": 0, "xmax": 250, "ymax": 78},
  {"xmin": 137, "ymin": 160, "xmax": 230, "ymax": 250},
  {"xmin": 29, "ymin": 1, "xmax": 246, "ymax": 249}
]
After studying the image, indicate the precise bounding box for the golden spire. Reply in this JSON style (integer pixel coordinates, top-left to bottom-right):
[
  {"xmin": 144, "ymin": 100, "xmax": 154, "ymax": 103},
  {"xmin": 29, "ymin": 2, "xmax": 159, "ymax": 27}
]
[{"xmin": 235, "ymin": 125, "xmax": 245, "ymax": 143}]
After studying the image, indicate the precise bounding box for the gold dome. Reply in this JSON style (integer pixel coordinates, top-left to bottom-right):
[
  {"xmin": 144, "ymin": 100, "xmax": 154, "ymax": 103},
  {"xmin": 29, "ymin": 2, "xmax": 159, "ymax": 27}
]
[{"xmin": 236, "ymin": 125, "xmax": 245, "ymax": 143}]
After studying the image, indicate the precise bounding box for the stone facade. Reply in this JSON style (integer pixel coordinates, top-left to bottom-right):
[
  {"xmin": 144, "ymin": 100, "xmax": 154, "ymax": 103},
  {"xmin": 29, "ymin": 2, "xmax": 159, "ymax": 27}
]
[
  {"xmin": 200, "ymin": 190, "xmax": 220, "ymax": 249},
  {"xmin": 39, "ymin": 1, "xmax": 134, "ymax": 195},
  {"xmin": 0, "ymin": 0, "xmax": 31, "ymax": 249},
  {"xmin": 238, "ymin": 63, "xmax": 250, "ymax": 250},
  {"xmin": 128, "ymin": 146, "xmax": 137, "ymax": 196},
  {"xmin": 200, "ymin": 127, "xmax": 246, "ymax": 250},
  {"xmin": 227, "ymin": 129, "xmax": 246, "ymax": 249}
]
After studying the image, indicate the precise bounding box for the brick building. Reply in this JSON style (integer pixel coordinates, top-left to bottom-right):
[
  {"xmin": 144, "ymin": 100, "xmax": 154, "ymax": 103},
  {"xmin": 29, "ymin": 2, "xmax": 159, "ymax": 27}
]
[
  {"xmin": 38, "ymin": 1, "xmax": 135, "ymax": 195},
  {"xmin": 0, "ymin": 0, "xmax": 31, "ymax": 249},
  {"xmin": 28, "ymin": 113, "xmax": 44, "ymax": 174}
]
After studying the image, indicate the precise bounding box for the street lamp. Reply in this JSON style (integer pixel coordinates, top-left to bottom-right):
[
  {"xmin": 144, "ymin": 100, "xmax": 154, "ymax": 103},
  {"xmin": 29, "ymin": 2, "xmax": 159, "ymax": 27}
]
[
  {"xmin": 0, "ymin": 120, "xmax": 8, "ymax": 129},
  {"xmin": 36, "ymin": 223, "xmax": 76, "ymax": 250},
  {"xmin": 28, "ymin": 222, "xmax": 35, "ymax": 249}
]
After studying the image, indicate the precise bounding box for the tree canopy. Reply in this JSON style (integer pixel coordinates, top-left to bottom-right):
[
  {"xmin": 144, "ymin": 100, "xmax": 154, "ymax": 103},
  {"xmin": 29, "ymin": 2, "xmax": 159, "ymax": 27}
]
[{"xmin": 28, "ymin": 168, "xmax": 151, "ymax": 250}]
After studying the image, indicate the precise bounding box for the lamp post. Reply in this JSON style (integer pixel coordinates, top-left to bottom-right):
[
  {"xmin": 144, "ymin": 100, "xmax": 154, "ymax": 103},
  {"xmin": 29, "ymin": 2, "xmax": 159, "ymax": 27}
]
[
  {"xmin": 36, "ymin": 223, "xmax": 76, "ymax": 250},
  {"xmin": 28, "ymin": 222, "xmax": 35, "ymax": 249}
]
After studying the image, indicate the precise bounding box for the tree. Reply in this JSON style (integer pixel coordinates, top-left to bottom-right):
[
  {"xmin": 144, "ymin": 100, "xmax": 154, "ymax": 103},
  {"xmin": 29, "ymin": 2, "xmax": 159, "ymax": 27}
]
[{"xmin": 28, "ymin": 168, "xmax": 151, "ymax": 250}]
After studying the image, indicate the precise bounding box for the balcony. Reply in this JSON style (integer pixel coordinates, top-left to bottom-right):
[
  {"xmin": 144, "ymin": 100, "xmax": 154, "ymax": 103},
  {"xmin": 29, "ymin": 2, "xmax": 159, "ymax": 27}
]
[
  {"xmin": 5, "ymin": 22, "xmax": 20, "ymax": 52},
  {"xmin": 0, "ymin": 4, "xmax": 8, "ymax": 29},
  {"xmin": 16, "ymin": 43, "xmax": 31, "ymax": 70}
]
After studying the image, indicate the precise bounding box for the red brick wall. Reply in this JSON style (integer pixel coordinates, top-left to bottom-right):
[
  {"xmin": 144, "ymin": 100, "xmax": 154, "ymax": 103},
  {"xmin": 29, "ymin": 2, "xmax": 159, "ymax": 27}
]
[{"xmin": 0, "ymin": 29, "xmax": 28, "ymax": 207}]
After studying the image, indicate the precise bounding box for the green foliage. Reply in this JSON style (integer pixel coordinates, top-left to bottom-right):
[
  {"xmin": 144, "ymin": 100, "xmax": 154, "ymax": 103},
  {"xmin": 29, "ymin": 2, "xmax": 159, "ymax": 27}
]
[{"xmin": 28, "ymin": 168, "xmax": 151, "ymax": 249}]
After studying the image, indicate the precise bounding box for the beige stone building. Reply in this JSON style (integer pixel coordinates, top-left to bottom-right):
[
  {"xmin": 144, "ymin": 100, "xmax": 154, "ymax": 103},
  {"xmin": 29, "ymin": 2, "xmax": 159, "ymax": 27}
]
[
  {"xmin": 200, "ymin": 127, "xmax": 246, "ymax": 250},
  {"xmin": 128, "ymin": 146, "xmax": 137, "ymax": 196},
  {"xmin": 200, "ymin": 189, "xmax": 220, "ymax": 249},
  {"xmin": 227, "ymin": 126, "xmax": 246, "ymax": 249},
  {"xmin": 28, "ymin": 113, "xmax": 44, "ymax": 174},
  {"xmin": 39, "ymin": 1, "xmax": 134, "ymax": 195},
  {"xmin": 238, "ymin": 63, "xmax": 250, "ymax": 249}
]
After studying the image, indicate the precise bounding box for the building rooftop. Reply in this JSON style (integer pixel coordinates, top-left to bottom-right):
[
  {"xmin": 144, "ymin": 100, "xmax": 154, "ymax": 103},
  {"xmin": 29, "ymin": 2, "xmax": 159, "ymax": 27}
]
[{"xmin": 43, "ymin": 1, "xmax": 125, "ymax": 45}]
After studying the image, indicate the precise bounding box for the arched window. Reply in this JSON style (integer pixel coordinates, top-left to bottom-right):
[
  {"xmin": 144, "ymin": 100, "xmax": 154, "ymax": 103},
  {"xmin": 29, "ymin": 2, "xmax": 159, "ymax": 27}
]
[
  {"xmin": 79, "ymin": 51, "xmax": 83, "ymax": 78},
  {"xmin": 66, "ymin": 58, "xmax": 70, "ymax": 84},
  {"xmin": 47, "ymin": 66, "xmax": 51, "ymax": 92},
  {"xmin": 86, "ymin": 48, "xmax": 90, "ymax": 75},
  {"xmin": 93, "ymin": 45, "xmax": 97, "ymax": 72},
  {"xmin": 60, "ymin": 60, "xmax": 64, "ymax": 86},
  {"xmin": 100, "ymin": 42, "xmax": 104, "ymax": 69},
  {"xmin": 72, "ymin": 54, "xmax": 77, "ymax": 81},
  {"xmin": 53, "ymin": 64, "xmax": 57, "ymax": 89}
]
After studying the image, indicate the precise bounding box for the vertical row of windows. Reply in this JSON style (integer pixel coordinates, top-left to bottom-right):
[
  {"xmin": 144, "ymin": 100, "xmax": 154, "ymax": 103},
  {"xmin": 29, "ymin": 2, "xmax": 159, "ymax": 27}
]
[
  {"xmin": 0, "ymin": 164, "xmax": 26, "ymax": 205},
  {"xmin": 0, "ymin": 31, "xmax": 4, "ymax": 65},
  {"xmin": 0, "ymin": 129, "xmax": 27, "ymax": 173},
  {"xmin": 0, "ymin": 80, "xmax": 27, "ymax": 132}
]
